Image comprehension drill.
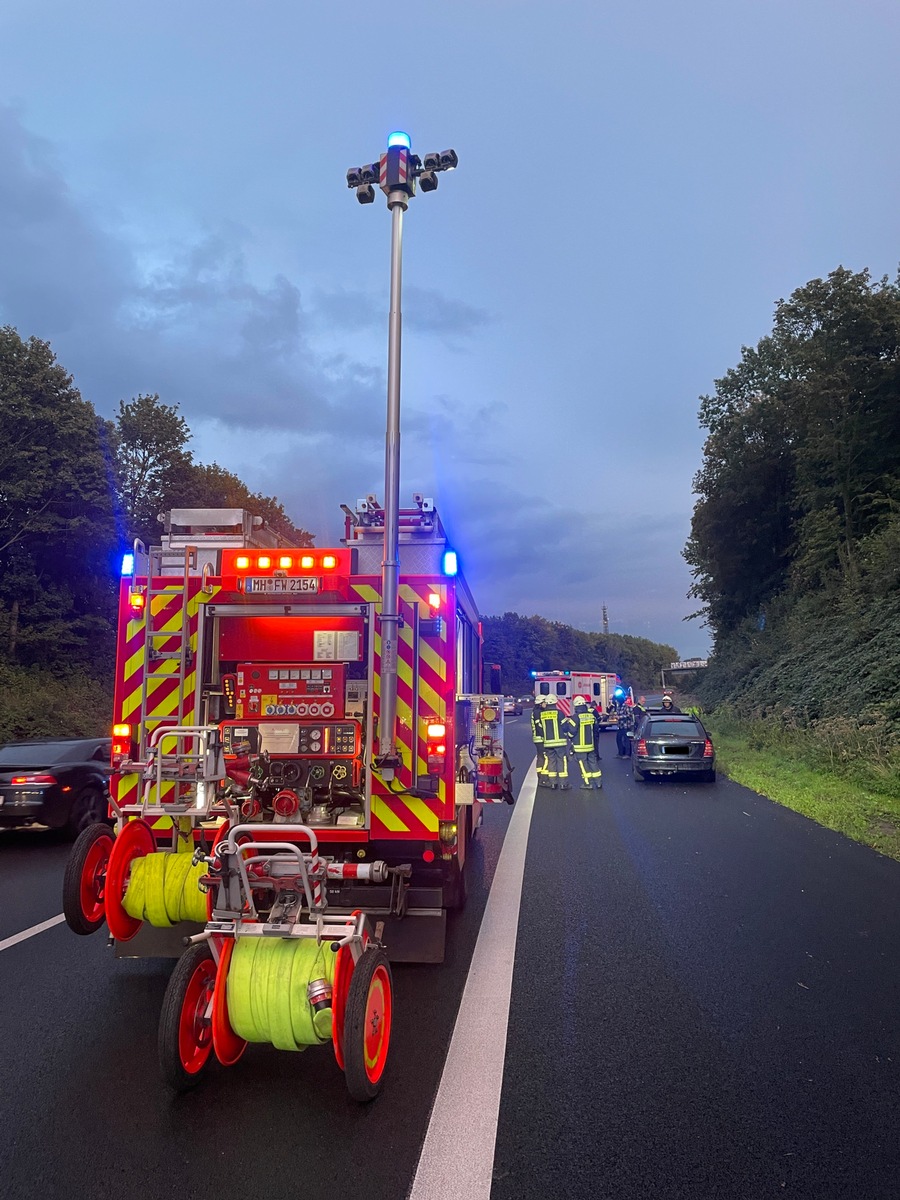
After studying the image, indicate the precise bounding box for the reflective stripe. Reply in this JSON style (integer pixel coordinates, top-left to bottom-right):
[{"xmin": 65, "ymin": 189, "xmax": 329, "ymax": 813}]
[
  {"xmin": 539, "ymin": 709, "xmax": 566, "ymax": 747},
  {"xmin": 573, "ymin": 712, "xmax": 595, "ymax": 752}
]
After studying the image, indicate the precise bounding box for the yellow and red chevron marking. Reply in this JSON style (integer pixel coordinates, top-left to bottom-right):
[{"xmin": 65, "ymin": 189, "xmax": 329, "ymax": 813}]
[
  {"xmin": 351, "ymin": 579, "xmax": 456, "ymax": 837},
  {"xmin": 113, "ymin": 580, "xmax": 221, "ymax": 812},
  {"xmin": 113, "ymin": 774, "xmax": 141, "ymax": 809},
  {"xmin": 117, "ymin": 581, "xmax": 221, "ymax": 725},
  {"xmin": 399, "ymin": 583, "xmax": 454, "ymax": 820}
]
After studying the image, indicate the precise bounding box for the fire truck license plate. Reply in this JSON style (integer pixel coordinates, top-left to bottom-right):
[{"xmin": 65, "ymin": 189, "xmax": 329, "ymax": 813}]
[{"xmin": 245, "ymin": 577, "xmax": 321, "ymax": 594}]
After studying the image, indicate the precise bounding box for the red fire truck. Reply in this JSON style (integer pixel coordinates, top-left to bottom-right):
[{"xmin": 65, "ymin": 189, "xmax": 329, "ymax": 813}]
[{"xmin": 63, "ymin": 498, "xmax": 511, "ymax": 971}]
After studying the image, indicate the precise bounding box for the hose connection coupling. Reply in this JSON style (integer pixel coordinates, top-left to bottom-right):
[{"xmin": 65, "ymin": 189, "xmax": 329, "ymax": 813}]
[{"xmin": 307, "ymin": 977, "xmax": 333, "ymax": 1014}]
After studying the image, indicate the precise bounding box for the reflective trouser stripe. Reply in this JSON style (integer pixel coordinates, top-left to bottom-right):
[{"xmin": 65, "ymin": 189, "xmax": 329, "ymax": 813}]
[
  {"xmin": 544, "ymin": 746, "xmax": 569, "ymax": 779},
  {"xmin": 574, "ymin": 750, "xmax": 602, "ymax": 782},
  {"xmin": 533, "ymin": 736, "xmax": 547, "ymax": 776}
]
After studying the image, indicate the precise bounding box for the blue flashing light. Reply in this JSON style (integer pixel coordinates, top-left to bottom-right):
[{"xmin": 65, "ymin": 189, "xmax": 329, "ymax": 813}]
[
  {"xmin": 387, "ymin": 130, "xmax": 411, "ymax": 149},
  {"xmin": 441, "ymin": 549, "xmax": 458, "ymax": 577},
  {"xmin": 530, "ymin": 670, "xmax": 538, "ymax": 678},
  {"xmin": 121, "ymin": 553, "xmax": 135, "ymax": 576},
  {"xmin": 613, "ymin": 687, "xmax": 625, "ymax": 699}
]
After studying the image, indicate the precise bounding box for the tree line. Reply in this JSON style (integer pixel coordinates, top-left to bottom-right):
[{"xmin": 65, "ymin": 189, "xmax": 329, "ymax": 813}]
[
  {"xmin": 685, "ymin": 266, "xmax": 900, "ymax": 720},
  {"xmin": 0, "ymin": 325, "xmax": 311, "ymax": 684},
  {"xmin": 482, "ymin": 612, "xmax": 678, "ymax": 695}
]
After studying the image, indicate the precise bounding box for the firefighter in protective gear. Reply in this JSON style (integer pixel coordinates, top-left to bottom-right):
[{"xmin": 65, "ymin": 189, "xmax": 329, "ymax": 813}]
[
  {"xmin": 539, "ymin": 698, "xmax": 570, "ymax": 789},
  {"xmin": 661, "ymin": 694, "xmax": 682, "ymax": 714},
  {"xmin": 531, "ymin": 696, "xmax": 548, "ymax": 780},
  {"xmin": 569, "ymin": 696, "xmax": 603, "ymax": 789}
]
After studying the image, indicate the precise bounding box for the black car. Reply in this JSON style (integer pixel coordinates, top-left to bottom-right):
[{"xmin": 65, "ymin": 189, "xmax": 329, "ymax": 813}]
[
  {"xmin": 632, "ymin": 714, "xmax": 716, "ymax": 782},
  {"xmin": 0, "ymin": 738, "xmax": 112, "ymax": 838}
]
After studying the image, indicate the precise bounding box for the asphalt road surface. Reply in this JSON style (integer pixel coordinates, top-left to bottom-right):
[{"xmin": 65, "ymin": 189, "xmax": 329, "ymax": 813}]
[{"xmin": 3, "ymin": 716, "xmax": 900, "ymax": 1199}]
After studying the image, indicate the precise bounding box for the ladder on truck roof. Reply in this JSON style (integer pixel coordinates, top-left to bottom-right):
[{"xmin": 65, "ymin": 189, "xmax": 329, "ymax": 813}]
[{"xmin": 137, "ymin": 545, "xmax": 197, "ymax": 761}]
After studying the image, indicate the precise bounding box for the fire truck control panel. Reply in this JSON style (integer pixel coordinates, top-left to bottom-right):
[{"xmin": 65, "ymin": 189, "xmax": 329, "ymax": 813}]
[
  {"xmin": 221, "ymin": 720, "xmax": 361, "ymax": 759},
  {"xmin": 235, "ymin": 662, "xmax": 346, "ymax": 718}
]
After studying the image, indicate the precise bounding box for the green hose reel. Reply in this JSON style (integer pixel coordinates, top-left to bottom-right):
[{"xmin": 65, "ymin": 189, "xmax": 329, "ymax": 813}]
[
  {"xmin": 122, "ymin": 851, "xmax": 208, "ymax": 926},
  {"xmin": 227, "ymin": 937, "xmax": 337, "ymax": 1051}
]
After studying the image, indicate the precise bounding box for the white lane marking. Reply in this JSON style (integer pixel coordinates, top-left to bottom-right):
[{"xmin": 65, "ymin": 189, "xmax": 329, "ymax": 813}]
[
  {"xmin": 0, "ymin": 913, "xmax": 66, "ymax": 953},
  {"xmin": 410, "ymin": 761, "xmax": 538, "ymax": 1200}
]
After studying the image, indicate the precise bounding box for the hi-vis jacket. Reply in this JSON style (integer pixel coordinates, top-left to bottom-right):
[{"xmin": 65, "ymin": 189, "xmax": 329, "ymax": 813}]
[
  {"xmin": 531, "ymin": 707, "xmax": 543, "ymax": 743},
  {"xmin": 571, "ymin": 709, "xmax": 597, "ymax": 752},
  {"xmin": 539, "ymin": 707, "xmax": 567, "ymax": 748}
]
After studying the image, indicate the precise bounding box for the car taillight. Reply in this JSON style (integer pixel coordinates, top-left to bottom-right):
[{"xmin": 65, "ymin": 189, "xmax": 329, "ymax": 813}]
[
  {"xmin": 635, "ymin": 739, "xmax": 647, "ymax": 755},
  {"xmin": 703, "ymin": 739, "xmax": 714, "ymax": 758},
  {"xmin": 11, "ymin": 774, "xmax": 57, "ymax": 785}
]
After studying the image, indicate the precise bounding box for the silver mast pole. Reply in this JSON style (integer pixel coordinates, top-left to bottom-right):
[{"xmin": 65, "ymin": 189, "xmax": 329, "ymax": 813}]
[{"xmin": 377, "ymin": 190, "xmax": 407, "ymax": 768}]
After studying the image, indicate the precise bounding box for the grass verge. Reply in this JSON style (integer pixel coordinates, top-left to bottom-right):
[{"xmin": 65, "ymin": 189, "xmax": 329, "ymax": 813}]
[{"xmin": 708, "ymin": 722, "xmax": 900, "ymax": 862}]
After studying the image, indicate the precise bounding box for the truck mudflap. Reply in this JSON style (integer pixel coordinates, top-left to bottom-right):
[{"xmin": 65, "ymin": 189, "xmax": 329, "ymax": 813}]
[
  {"xmin": 327, "ymin": 882, "xmax": 446, "ymax": 963},
  {"xmin": 369, "ymin": 910, "xmax": 446, "ymax": 964}
]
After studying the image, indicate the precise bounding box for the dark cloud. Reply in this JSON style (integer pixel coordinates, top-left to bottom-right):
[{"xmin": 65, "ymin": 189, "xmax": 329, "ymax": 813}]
[
  {"xmin": 0, "ymin": 105, "xmax": 128, "ymax": 334},
  {"xmin": 432, "ymin": 488, "xmax": 701, "ymax": 655},
  {"xmin": 314, "ymin": 285, "xmax": 490, "ymax": 343},
  {"xmin": 0, "ymin": 106, "xmax": 486, "ymax": 448}
]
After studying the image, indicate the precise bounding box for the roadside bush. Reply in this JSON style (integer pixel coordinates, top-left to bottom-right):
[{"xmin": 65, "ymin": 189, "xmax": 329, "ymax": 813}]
[
  {"xmin": 704, "ymin": 702, "xmax": 900, "ymax": 801},
  {"xmin": 0, "ymin": 663, "xmax": 113, "ymax": 742}
]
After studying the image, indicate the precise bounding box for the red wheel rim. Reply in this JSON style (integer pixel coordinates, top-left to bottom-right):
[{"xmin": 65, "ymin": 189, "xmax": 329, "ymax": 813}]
[
  {"xmin": 79, "ymin": 833, "xmax": 113, "ymax": 926},
  {"xmin": 179, "ymin": 955, "xmax": 216, "ymax": 1076},
  {"xmin": 331, "ymin": 945, "xmax": 352, "ymax": 1070},
  {"xmin": 332, "ymin": 914, "xmax": 368, "ymax": 1070},
  {"xmin": 105, "ymin": 819, "xmax": 155, "ymax": 942},
  {"xmin": 212, "ymin": 939, "xmax": 247, "ymax": 1066},
  {"xmin": 363, "ymin": 964, "xmax": 392, "ymax": 1085}
]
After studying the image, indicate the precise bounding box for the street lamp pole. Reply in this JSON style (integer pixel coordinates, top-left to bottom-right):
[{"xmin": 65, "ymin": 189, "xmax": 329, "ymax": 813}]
[{"xmin": 346, "ymin": 134, "xmax": 459, "ymax": 777}]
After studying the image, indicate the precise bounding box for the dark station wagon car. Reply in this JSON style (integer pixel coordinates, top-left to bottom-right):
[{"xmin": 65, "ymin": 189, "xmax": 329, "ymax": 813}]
[
  {"xmin": 632, "ymin": 714, "xmax": 716, "ymax": 782},
  {"xmin": 0, "ymin": 738, "xmax": 112, "ymax": 838}
]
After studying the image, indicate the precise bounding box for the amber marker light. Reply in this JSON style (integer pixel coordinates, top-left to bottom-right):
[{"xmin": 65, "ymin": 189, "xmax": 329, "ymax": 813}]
[
  {"xmin": 278, "ymin": 556, "xmax": 293, "ymax": 569},
  {"xmin": 322, "ymin": 554, "xmax": 337, "ymax": 569},
  {"xmin": 235, "ymin": 555, "xmax": 250, "ymax": 570},
  {"xmin": 300, "ymin": 555, "xmax": 315, "ymax": 569},
  {"xmin": 257, "ymin": 555, "xmax": 271, "ymax": 569}
]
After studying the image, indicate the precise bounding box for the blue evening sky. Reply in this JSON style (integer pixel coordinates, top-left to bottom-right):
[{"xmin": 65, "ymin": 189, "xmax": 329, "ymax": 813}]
[{"xmin": 1, "ymin": 0, "xmax": 897, "ymax": 656}]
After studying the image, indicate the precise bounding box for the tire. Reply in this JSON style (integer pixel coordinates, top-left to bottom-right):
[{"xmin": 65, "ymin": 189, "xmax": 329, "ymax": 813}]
[
  {"xmin": 159, "ymin": 943, "xmax": 217, "ymax": 1091},
  {"xmin": 471, "ymin": 808, "xmax": 481, "ymax": 839},
  {"xmin": 343, "ymin": 947, "xmax": 393, "ymax": 1102},
  {"xmin": 62, "ymin": 823, "xmax": 114, "ymax": 935},
  {"xmin": 443, "ymin": 810, "xmax": 469, "ymax": 910},
  {"xmin": 703, "ymin": 769, "xmax": 717, "ymax": 783},
  {"xmin": 443, "ymin": 857, "xmax": 468, "ymax": 910},
  {"xmin": 64, "ymin": 785, "xmax": 108, "ymax": 841}
]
